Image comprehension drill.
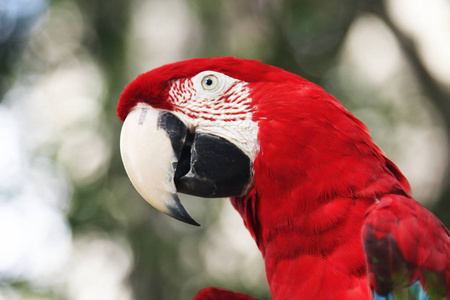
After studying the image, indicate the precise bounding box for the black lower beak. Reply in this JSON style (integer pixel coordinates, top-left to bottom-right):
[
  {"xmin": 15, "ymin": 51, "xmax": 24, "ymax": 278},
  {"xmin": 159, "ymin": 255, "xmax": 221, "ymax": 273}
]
[
  {"xmin": 175, "ymin": 133, "xmax": 253, "ymax": 197},
  {"xmin": 158, "ymin": 112, "xmax": 253, "ymax": 199}
]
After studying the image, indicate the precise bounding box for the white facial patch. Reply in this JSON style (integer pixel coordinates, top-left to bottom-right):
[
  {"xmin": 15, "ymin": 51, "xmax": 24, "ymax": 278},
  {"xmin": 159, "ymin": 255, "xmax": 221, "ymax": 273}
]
[{"xmin": 168, "ymin": 71, "xmax": 259, "ymax": 162}]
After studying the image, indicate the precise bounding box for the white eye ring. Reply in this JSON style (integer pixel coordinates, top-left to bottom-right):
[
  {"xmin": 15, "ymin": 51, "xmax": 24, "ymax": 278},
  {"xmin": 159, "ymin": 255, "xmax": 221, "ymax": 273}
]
[{"xmin": 201, "ymin": 74, "xmax": 219, "ymax": 90}]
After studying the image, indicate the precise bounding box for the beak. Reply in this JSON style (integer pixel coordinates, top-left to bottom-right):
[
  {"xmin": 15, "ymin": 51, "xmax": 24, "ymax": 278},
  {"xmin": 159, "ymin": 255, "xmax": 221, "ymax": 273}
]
[
  {"xmin": 120, "ymin": 105, "xmax": 253, "ymax": 226},
  {"xmin": 120, "ymin": 106, "xmax": 199, "ymax": 226}
]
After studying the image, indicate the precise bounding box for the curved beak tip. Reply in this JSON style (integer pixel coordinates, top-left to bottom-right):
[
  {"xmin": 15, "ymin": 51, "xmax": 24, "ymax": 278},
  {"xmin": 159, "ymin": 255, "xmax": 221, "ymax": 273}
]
[{"xmin": 166, "ymin": 195, "xmax": 200, "ymax": 226}]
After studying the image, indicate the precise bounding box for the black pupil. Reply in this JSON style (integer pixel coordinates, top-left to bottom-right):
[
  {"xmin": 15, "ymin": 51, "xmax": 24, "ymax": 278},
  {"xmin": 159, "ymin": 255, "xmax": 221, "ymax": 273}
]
[{"xmin": 205, "ymin": 78, "xmax": 213, "ymax": 86}]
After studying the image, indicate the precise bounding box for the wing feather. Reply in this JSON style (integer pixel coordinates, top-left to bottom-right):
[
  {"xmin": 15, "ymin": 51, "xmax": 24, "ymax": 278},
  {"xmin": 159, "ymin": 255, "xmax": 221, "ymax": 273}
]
[{"xmin": 362, "ymin": 195, "xmax": 450, "ymax": 299}]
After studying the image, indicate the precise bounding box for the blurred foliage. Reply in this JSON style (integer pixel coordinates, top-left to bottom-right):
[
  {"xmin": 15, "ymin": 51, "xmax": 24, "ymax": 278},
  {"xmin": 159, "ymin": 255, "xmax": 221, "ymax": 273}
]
[
  {"xmin": 0, "ymin": 0, "xmax": 48, "ymax": 100},
  {"xmin": 1, "ymin": 0, "xmax": 450, "ymax": 299}
]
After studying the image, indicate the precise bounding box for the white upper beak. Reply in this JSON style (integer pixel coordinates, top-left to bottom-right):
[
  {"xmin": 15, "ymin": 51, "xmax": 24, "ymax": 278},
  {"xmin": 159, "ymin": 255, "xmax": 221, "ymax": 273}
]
[{"xmin": 120, "ymin": 105, "xmax": 198, "ymax": 225}]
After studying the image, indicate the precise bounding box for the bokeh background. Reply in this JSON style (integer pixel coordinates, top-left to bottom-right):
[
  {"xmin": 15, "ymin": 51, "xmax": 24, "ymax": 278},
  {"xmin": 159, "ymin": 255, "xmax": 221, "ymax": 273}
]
[{"xmin": 1, "ymin": 0, "xmax": 450, "ymax": 299}]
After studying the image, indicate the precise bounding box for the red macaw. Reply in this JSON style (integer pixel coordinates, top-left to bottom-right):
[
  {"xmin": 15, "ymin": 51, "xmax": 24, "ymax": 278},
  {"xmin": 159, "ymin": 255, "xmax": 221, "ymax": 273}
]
[{"xmin": 117, "ymin": 57, "xmax": 450, "ymax": 299}]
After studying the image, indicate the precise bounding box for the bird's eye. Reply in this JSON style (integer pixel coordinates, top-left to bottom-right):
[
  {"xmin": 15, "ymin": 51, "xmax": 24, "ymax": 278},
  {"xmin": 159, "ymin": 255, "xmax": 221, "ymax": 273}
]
[{"xmin": 201, "ymin": 75, "xmax": 219, "ymax": 90}]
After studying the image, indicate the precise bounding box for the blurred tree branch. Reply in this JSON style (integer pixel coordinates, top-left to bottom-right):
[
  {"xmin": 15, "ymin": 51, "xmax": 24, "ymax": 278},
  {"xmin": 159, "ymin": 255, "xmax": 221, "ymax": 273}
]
[
  {"xmin": 264, "ymin": 0, "xmax": 362, "ymax": 85},
  {"xmin": 365, "ymin": 0, "xmax": 450, "ymax": 224}
]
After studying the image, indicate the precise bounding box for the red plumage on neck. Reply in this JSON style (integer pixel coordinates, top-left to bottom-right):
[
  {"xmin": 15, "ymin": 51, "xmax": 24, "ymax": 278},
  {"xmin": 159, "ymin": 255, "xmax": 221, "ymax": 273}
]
[{"xmin": 231, "ymin": 77, "xmax": 410, "ymax": 299}]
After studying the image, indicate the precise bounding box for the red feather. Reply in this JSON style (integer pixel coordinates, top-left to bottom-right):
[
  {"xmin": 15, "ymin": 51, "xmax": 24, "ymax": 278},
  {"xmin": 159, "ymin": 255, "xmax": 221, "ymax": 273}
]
[{"xmin": 363, "ymin": 195, "xmax": 450, "ymax": 298}]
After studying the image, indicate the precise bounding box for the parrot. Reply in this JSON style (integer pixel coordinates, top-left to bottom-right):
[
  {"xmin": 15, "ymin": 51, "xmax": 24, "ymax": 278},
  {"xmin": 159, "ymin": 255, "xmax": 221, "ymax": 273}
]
[{"xmin": 117, "ymin": 57, "xmax": 450, "ymax": 300}]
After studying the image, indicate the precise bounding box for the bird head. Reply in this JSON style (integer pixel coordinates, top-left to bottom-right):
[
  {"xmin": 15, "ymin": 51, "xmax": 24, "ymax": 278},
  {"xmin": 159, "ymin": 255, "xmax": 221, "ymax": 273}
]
[
  {"xmin": 117, "ymin": 57, "xmax": 406, "ymax": 226},
  {"xmin": 118, "ymin": 57, "xmax": 292, "ymax": 225}
]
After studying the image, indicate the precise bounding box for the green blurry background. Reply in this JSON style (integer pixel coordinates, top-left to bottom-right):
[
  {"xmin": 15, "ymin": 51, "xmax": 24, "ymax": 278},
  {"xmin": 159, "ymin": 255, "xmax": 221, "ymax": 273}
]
[{"xmin": 1, "ymin": 0, "xmax": 450, "ymax": 299}]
